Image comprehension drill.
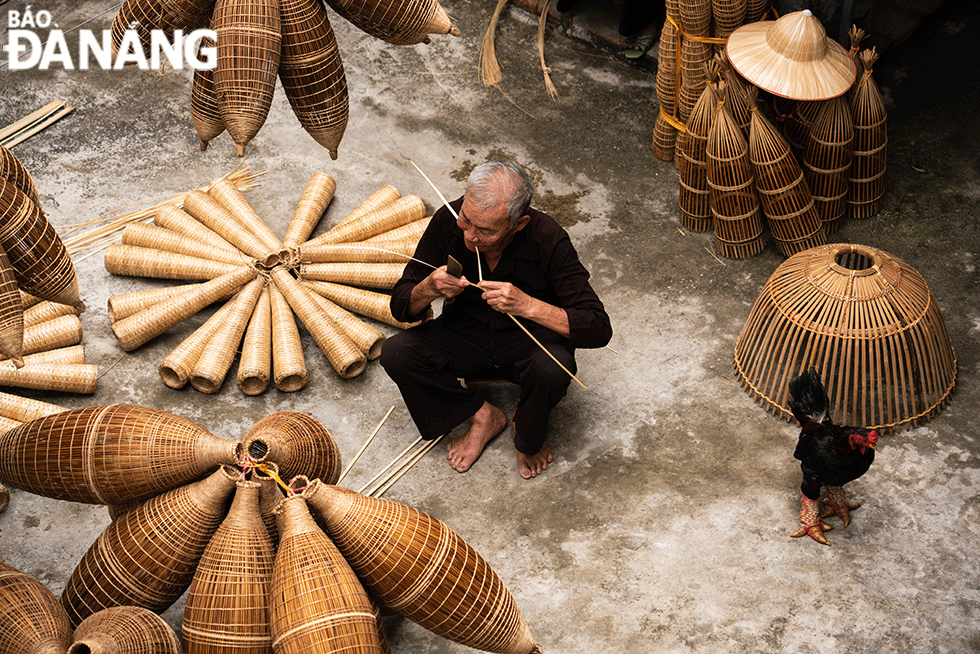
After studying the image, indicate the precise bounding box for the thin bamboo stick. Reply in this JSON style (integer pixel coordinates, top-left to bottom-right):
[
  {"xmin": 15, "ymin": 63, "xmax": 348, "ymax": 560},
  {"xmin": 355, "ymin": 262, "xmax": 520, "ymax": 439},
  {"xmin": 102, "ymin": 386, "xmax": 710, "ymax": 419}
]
[
  {"xmin": 356, "ymin": 436, "xmax": 423, "ymax": 494},
  {"xmin": 370, "ymin": 435, "xmax": 444, "ymax": 497},
  {"xmin": 337, "ymin": 406, "xmax": 394, "ymax": 484},
  {"xmin": 300, "ymin": 241, "xmax": 417, "ymax": 264},
  {"xmin": 0, "ymin": 100, "xmax": 77, "ymax": 148}
]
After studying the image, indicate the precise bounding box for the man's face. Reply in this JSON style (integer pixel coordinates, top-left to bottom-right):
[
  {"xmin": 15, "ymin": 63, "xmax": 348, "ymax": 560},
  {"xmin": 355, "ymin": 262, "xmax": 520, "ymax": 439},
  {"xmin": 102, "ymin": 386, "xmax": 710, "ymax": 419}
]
[{"xmin": 457, "ymin": 193, "xmax": 528, "ymax": 258}]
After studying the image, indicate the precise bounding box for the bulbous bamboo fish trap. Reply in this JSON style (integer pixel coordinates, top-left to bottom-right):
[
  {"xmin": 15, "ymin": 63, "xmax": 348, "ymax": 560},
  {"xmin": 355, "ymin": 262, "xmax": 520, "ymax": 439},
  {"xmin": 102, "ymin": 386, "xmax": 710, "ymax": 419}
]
[
  {"xmin": 324, "ymin": 0, "xmax": 458, "ymax": 46},
  {"xmin": 69, "ymin": 606, "xmax": 182, "ymax": 654},
  {"xmin": 803, "ymin": 95, "xmax": 854, "ymax": 235},
  {"xmin": 191, "ymin": 36, "xmax": 225, "ymax": 151},
  {"xmin": 242, "ymin": 410, "xmax": 343, "ymax": 484},
  {"xmin": 0, "ymin": 144, "xmax": 40, "ymax": 206},
  {"xmin": 733, "ymin": 243, "xmax": 956, "ymax": 432},
  {"xmin": 848, "ymin": 49, "xmax": 887, "ymax": 219},
  {"xmin": 303, "ymin": 481, "xmax": 542, "ymax": 654},
  {"xmin": 0, "ymin": 562, "xmax": 73, "ymax": 654}
]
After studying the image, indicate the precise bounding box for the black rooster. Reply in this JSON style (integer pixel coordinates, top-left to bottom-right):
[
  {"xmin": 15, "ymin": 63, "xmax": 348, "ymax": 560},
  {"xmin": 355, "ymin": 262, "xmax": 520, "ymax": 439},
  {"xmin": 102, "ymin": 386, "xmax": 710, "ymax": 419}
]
[{"xmin": 788, "ymin": 368, "xmax": 879, "ymax": 545}]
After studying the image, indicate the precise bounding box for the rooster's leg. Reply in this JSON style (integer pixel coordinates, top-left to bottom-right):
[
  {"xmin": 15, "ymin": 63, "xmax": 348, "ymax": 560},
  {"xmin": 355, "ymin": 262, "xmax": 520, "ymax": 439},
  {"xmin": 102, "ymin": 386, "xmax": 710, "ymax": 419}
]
[
  {"xmin": 822, "ymin": 485, "xmax": 861, "ymax": 527},
  {"xmin": 790, "ymin": 492, "xmax": 832, "ymax": 545}
]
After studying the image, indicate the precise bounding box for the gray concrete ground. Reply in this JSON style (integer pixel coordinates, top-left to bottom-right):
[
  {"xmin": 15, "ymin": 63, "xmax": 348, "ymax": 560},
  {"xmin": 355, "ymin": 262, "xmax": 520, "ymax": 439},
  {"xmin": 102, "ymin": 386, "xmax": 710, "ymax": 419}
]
[{"xmin": 1, "ymin": 0, "xmax": 978, "ymax": 652}]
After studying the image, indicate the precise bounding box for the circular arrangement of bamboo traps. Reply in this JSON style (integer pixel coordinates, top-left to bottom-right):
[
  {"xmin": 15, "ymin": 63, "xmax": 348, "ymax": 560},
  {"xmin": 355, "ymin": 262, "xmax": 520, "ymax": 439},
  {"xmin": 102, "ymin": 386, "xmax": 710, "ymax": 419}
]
[
  {"xmin": 0, "ymin": 406, "xmax": 543, "ymax": 653},
  {"xmin": 104, "ymin": 172, "xmax": 434, "ymax": 395},
  {"xmin": 733, "ymin": 243, "xmax": 957, "ymax": 433},
  {"xmin": 111, "ymin": 0, "xmax": 459, "ymax": 158}
]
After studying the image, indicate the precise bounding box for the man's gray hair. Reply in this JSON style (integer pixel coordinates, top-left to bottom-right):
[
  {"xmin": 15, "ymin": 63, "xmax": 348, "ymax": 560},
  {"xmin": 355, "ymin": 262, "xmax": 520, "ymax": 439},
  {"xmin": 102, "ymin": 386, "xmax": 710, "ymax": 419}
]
[{"xmin": 465, "ymin": 160, "xmax": 534, "ymax": 226}]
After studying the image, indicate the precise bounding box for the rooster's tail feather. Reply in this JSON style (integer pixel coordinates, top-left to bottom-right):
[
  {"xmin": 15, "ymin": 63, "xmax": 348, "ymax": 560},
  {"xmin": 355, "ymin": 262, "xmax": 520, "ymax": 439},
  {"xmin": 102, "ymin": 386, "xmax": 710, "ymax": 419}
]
[{"xmin": 788, "ymin": 367, "xmax": 829, "ymax": 425}]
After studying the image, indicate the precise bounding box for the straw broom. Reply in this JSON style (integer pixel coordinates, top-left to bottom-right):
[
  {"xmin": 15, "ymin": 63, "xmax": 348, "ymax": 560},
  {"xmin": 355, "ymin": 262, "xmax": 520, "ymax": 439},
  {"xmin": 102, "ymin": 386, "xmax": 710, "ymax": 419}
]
[
  {"xmin": 237, "ymin": 283, "xmax": 273, "ymax": 396},
  {"xmin": 269, "ymin": 282, "xmax": 308, "ymax": 392}
]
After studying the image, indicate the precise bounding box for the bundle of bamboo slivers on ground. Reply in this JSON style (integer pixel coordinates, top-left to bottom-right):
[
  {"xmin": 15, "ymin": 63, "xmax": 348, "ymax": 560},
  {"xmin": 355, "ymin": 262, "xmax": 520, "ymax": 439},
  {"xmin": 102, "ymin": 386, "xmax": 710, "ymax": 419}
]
[
  {"xmin": 0, "ymin": 407, "xmax": 544, "ymax": 653},
  {"xmin": 669, "ymin": 12, "xmax": 887, "ymax": 259},
  {"xmin": 0, "ymin": 145, "xmax": 97, "ymax": 403},
  {"xmin": 110, "ymin": 0, "xmax": 459, "ymax": 158},
  {"xmin": 104, "ymin": 172, "xmax": 431, "ymax": 395}
]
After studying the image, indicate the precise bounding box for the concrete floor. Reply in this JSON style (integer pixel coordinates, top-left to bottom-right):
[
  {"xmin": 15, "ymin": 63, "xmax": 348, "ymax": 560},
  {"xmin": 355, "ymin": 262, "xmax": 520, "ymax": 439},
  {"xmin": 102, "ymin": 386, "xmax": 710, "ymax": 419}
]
[{"xmin": 1, "ymin": 0, "xmax": 979, "ymax": 652}]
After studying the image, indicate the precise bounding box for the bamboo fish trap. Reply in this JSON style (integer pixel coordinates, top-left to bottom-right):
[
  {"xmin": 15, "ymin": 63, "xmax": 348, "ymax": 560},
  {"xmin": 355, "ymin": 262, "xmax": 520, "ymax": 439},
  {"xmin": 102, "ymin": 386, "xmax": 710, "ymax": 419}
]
[
  {"xmin": 0, "ymin": 562, "xmax": 73, "ymax": 654},
  {"xmin": 0, "ymin": 244, "xmax": 25, "ymax": 366},
  {"xmin": 69, "ymin": 606, "xmax": 182, "ymax": 654},
  {"xmin": 238, "ymin": 283, "xmax": 273, "ymax": 395},
  {"xmin": 803, "ymin": 95, "xmax": 854, "ymax": 235},
  {"xmin": 848, "ymin": 49, "xmax": 887, "ymax": 219},
  {"xmin": 303, "ymin": 481, "xmax": 542, "ymax": 654},
  {"xmin": 733, "ymin": 243, "xmax": 957, "ymax": 432},
  {"xmin": 324, "ymin": 0, "xmax": 458, "ymax": 46},
  {"xmin": 678, "ymin": 63, "xmax": 720, "ymax": 232},
  {"xmin": 241, "ymin": 410, "xmax": 343, "ymax": 484}
]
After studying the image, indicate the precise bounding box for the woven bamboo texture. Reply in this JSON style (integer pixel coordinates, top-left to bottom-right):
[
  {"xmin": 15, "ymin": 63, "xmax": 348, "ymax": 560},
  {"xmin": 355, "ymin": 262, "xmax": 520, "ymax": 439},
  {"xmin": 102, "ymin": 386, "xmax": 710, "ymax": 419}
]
[
  {"xmin": 104, "ymin": 244, "xmax": 246, "ymax": 281},
  {"xmin": 803, "ymin": 95, "xmax": 854, "ymax": 235},
  {"xmin": 339, "ymin": 184, "xmax": 401, "ymax": 229},
  {"xmin": 0, "ymin": 144, "xmax": 40, "ymax": 206},
  {"xmin": 358, "ymin": 216, "xmax": 429, "ymax": 244},
  {"xmin": 0, "ymin": 244, "xmax": 24, "ymax": 366},
  {"xmin": 183, "ymin": 190, "xmax": 280, "ymax": 263},
  {"xmin": 182, "ymin": 480, "xmax": 275, "ymax": 654},
  {"xmin": 160, "ymin": 0, "xmax": 215, "ymax": 32},
  {"xmin": 154, "ymin": 204, "xmax": 242, "ymax": 255},
  {"xmin": 0, "ymin": 562, "xmax": 73, "ymax": 654},
  {"xmin": 238, "ymin": 283, "xmax": 273, "ymax": 395},
  {"xmin": 109, "ymin": 282, "xmax": 233, "ymax": 323},
  {"xmin": 110, "ymin": 0, "xmax": 161, "ymax": 63},
  {"xmin": 848, "ymin": 49, "xmax": 887, "ymax": 219},
  {"xmin": 23, "ymin": 300, "xmax": 75, "ymax": 328},
  {"xmin": 242, "ymin": 410, "xmax": 343, "ymax": 484},
  {"xmin": 69, "ymin": 606, "xmax": 182, "ymax": 654},
  {"xmin": 302, "ymin": 278, "xmax": 428, "ymax": 330},
  {"xmin": 0, "ymin": 390, "xmax": 65, "ymax": 423},
  {"xmin": 210, "ymin": 179, "xmax": 284, "ymax": 254},
  {"xmin": 301, "ymin": 240, "xmax": 417, "ymax": 263},
  {"xmin": 678, "ymin": 67, "xmax": 719, "ymax": 232},
  {"xmin": 4, "ymin": 313, "xmax": 82, "ymax": 360},
  {"xmin": 745, "ymin": 0, "xmax": 771, "ymax": 22},
  {"xmin": 0, "ymin": 362, "xmax": 97, "ymax": 394},
  {"xmin": 213, "ymin": 0, "xmax": 282, "ymax": 156},
  {"xmin": 0, "ymin": 404, "xmax": 239, "ymax": 504},
  {"xmin": 282, "ymin": 173, "xmax": 337, "ymax": 247},
  {"xmin": 324, "ymin": 0, "xmax": 456, "ymax": 46},
  {"xmin": 306, "ymin": 195, "xmax": 426, "ymax": 246},
  {"xmin": 300, "ymin": 262, "xmax": 405, "ymax": 290},
  {"xmin": 0, "ymin": 482, "xmax": 8, "ymax": 513},
  {"xmin": 733, "ymin": 243, "xmax": 956, "ymax": 432},
  {"xmin": 308, "ymin": 291, "xmax": 386, "ymax": 359},
  {"xmin": 270, "ymin": 495, "xmax": 385, "ymax": 654},
  {"xmin": 192, "ymin": 45, "xmax": 226, "ymax": 151},
  {"xmin": 61, "ymin": 466, "xmax": 239, "ymax": 627},
  {"xmin": 653, "ymin": 17, "xmax": 678, "ymax": 161},
  {"xmin": 303, "ymin": 481, "xmax": 541, "ymax": 654},
  {"xmin": 713, "ymin": 0, "xmax": 747, "ymax": 44},
  {"xmin": 269, "ymin": 282, "xmax": 308, "ymax": 391},
  {"xmin": 3, "ymin": 344, "xmax": 85, "ymax": 368},
  {"xmin": 121, "ymin": 222, "xmax": 248, "ymax": 265},
  {"xmin": 159, "ymin": 296, "xmax": 242, "ymax": 389}
]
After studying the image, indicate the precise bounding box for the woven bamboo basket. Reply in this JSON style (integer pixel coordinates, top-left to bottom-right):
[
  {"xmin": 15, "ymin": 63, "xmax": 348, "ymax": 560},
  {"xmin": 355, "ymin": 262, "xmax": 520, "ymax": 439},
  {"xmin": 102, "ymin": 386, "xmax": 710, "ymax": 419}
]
[
  {"xmin": 306, "ymin": 195, "xmax": 426, "ymax": 246},
  {"xmin": 109, "ymin": 282, "xmax": 236, "ymax": 323},
  {"xmin": 733, "ymin": 243, "xmax": 957, "ymax": 432},
  {"xmin": 159, "ymin": 296, "xmax": 241, "ymax": 389},
  {"xmin": 308, "ymin": 291, "xmax": 386, "ymax": 359},
  {"xmin": 0, "ymin": 362, "xmax": 97, "ymax": 394},
  {"xmin": 0, "ymin": 144, "xmax": 40, "ymax": 206},
  {"xmin": 678, "ymin": 64, "xmax": 720, "ymax": 232},
  {"xmin": 848, "ymin": 49, "xmax": 887, "ymax": 219},
  {"xmin": 282, "ymin": 173, "xmax": 337, "ymax": 248},
  {"xmin": 747, "ymin": 87, "xmax": 825, "ymax": 257},
  {"xmin": 0, "ymin": 244, "xmax": 24, "ymax": 366},
  {"xmin": 302, "ymin": 279, "xmax": 426, "ymax": 329},
  {"xmin": 270, "ymin": 494, "xmax": 385, "ymax": 654},
  {"xmin": 254, "ymin": 461, "xmax": 284, "ymax": 547},
  {"xmin": 269, "ymin": 282, "xmax": 308, "ymax": 391},
  {"xmin": 0, "ymin": 177, "xmax": 84, "ymax": 312},
  {"xmin": 0, "ymin": 390, "xmax": 65, "ymax": 423},
  {"xmin": 359, "ymin": 216, "xmax": 430, "ymax": 245},
  {"xmin": 745, "ymin": 0, "xmax": 771, "ymax": 22},
  {"xmin": 280, "ymin": 0, "xmax": 349, "ymax": 159},
  {"xmin": 323, "ymin": 0, "xmax": 457, "ymax": 46},
  {"xmin": 301, "ymin": 240, "xmax": 417, "ymax": 264},
  {"xmin": 160, "ymin": 0, "xmax": 214, "ymax": 32},
  {"xmin": 110, "ymin": 0, "xmax": 160, "ymax": 63},
  {"xmin": 241, "ymin": 410, "xmax": 342, "ymax": 485},
  {"xmin": 303, "ymin": 481, "xmax": 542, "ymax": 654},
  {"xmin": 0, "ymin": 562, "xmax": 73, "ymax": 654},
  {"xmin": 183, "ymin": 190, "xmax": 279, "ymax": 263},
  {"xmin": 0, "ymin": 404, "xmax": 239, "ymax": 504},
  {"xmin": 213, "ymin": 0, "xmax": 282, "ymax": 156},
  {"xmin": 803, "ymin": 95, "xmax": 854, "ymax": 235},
  {"xmin": 210, "ymin": 179, "xmax": 283, "ymax": 254},
  {"xmin": 337, "ymin": 185, "xmax": 401, "ymax": 230},
  {"xmin": 300, "ymin": 262, "xmax": 404, "ymax": 290},
  {"xmin": 2, "ymin": 344, "xmax": 85, "ymax": 368},
  {"xmin": 190, "ymin": 276, "xmax": 266, "ymax": 393},
  {"xmin": 23, "ymin": 300, "xmax": 76, "ymax": 328},
  {"xmin": 120, "ymin": 222, "xmax": 246, "ymax": 265},
  {"xmin": 111, "ymin": 266, "xmax": 255, "ymax": 352},
  {"xmin": 182, "ymin": 479, "xmax": 275, "ymax": 654},
  {"xmin": 0, "ymin": 482, "xmax": 7, "ymax": 512},
  {"xmin": 191, "ymin": 36, "xmax": 225, "ymax": 151},
  {"xmin": 104, "ymin": 244, "xmax": 247, "ymax": 281},
  {"xmin": 652, "ymin": 16, "xmax": 678, "ymax": 161},
  {"xmin": 712, "ymin": 0, "xmax": 747, "ymax": 45},
  {"xmin": 271, "ymin": 268, "xmax": 367, "ymax": 379},
  {"xmin": 68, "ymin": 606, "xmax": 181, "ymax": 654},
  {"xmin": 238, "ymin": 283, "xmax": 272, "ymax": 395},
  {"xmin": 61, "ymin": 466, "xmax": 239, "ymax": 627},
  {"xmin": 706, "ymin": 95, "xmax": 765, "ymax": 258},
  {"xmin": 154, "ymin": 204, "xmax": 242, "ymax": 255}
]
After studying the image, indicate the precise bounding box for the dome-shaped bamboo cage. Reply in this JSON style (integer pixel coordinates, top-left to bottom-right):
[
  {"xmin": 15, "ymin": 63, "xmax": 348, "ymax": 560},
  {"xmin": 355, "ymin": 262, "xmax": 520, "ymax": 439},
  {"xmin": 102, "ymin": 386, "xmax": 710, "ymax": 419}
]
[{"xmin": 733, "ymin": 243, "xmax": 956, "ymax": 432}]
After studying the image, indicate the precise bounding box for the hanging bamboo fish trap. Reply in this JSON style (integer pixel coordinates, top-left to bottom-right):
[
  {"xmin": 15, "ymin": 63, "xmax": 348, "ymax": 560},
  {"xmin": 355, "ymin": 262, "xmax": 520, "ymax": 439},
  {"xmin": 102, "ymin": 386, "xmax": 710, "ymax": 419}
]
[
  {"xmin": 0, "ymin": 144, "xmax": 40, "ymax": 206},
  {"xmin": 653, "ymin": 14, "xmax": 679, "ymax": 161},
  {"xmin": 182, "ymin": 479, "xmax": 275, "ymax": 654},
  {"xmin": 68, "ymin": 606, "xmax": 182, "ymax": 654},
  {"xmin": 325, "ymin": 0, "xmax": 458, "ymax": 46},
  {"xmin": 241, "ymin": 410, "xmax": 343, "ymax": 484},
  {"xmin": 61, "ymin": 466, "xmax": 239, "ymax": 627},
  {"xmin": 803, "ymin": 95, "xmax": 854, "ymax": 235},
  {"xmin": 679, "ymin": 63, "xmax": 720, "ymax": 232},
  {"xmin": 733, "ymin": 243, "xmax": 957, "ymax": 432},
  {"xmin": 191, "ymin": 36, "xmax": 225, "ymax": 152},
  {"xmin": 303, "ymin": 481, "xmax": 543, "ymax": 654},
  {"xmin": 848, "ymin": 49, "xmax": 887, "ymax": 219},
  {"xmin": 0, "ymin": 562, "xmax": 73, "ymax": 654}
]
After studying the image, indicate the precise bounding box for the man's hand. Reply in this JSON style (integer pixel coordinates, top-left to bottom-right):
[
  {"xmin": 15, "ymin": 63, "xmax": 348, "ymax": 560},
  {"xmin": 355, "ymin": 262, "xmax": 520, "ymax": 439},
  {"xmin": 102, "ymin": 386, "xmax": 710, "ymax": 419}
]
[
  {"xmin": 480, "ymin": 280, "xmax": 571, "ymax": 339},
  {"xmin": 408, "ymin": 265, "xmax": 469, "ymax": 316}
]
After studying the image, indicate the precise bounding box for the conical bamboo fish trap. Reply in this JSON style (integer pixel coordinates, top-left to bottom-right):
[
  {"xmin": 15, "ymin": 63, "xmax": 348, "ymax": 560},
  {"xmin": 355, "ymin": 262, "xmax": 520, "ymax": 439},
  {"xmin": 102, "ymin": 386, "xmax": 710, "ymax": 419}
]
[
  {"xmin": 358, "ymin": 217, "xmax": 429, "ymax": 245},
  {"xmin": 0, "ymin": 390, "xmax": 65, "ymax": 423},
  {"xmin": 210, "ymin": 179, "xmax": 283, "ymax": 254},
  {"xmin": 300, "ymin": 262, "xmax": 405, "ymax": 290},
  {"xmin": 191, "ymin": 36, "xmax": 226, "ymax": 151},
  {"xmin": 680, "ymin": 0, "xmax": 711, "ymax": 37},
  {"xmin": 269, "ymin": 282, "xmax": 308, "ymax": 391},
  {"xmin": 160, "ymin": 0, "xmax": 214, "ymax": 32},
  {"xmin": 0, "ymin": 404, "xmax": 239, "ymax": 504},
  {"xmin": 302, "ymin": 279, "xmax": 427, "ymax": 329},
  {"xmin": 747, "ymin": 88, "xmax": 825, "ymax": 257},
  {"xmin": 241, "ymin": 410, "xmax": 342, "ymax": 484},
  {"xmin": 733, "ymin": 243, "xmax": 957, "ymax": 432},
  {"xmin": 271, "ymin": 268, "xmax": 367, "ymax": 379},
  {"xmin": 182, "ymin": 479, "xmax": 275, "ymax": 654},
  {"xmin": 712, "ymin": 0, "xmax": 747, "ymax": 45},
  {"xmin": 679, "ymin": 64, "xmax": 720, "ymax": 232},
  {"xmin": 0, "ymin": 362, "xmax": 97, "ymax": 394},
  {"xmin": 337, "ymin": 185, "xmax": 401, "ymax": 229},
  {"xmin": 653, "ymin": 11, "xmax": 679, "ymax": 161},
  {"xmin": 61, "ymin": 466, "xmax": 239, "ymax": 627},
  {"xmin": 0, "ymin": 562, "xmax": 73, "ymax": 654},
  {"xmin": 0, "ymin": 177, "xmax": 84, "ymax": 312},
  {"xmin": 154, "ymin": 203, "xmax": 242, "ymax": 255},
  {"xmin": 323, "ymin": 0, "xmax": 458, "ymax": 46},
  {"xmin": 23, "ymin": 300, "xmax": 76, "ymax": 328},
  {"xmin": 2, "ymin": 344, "xmax": 85, "ymax": 368},
  {"xmin": 719, "ymin": 61, "xmax": 752, "ymax": 136},
  {"xmin": 306, "ymin": 195, "xmax": 426, "ymax": 246},
  {"xmin": 68, "ymin": 606, "xmax": 182, "ymax": 654},
  {"xmin": 0, "ymin": 144, "xmax": 40, "ymax": 206},
  {"xmin": 213, "ymin": 0, "xmax": 282, "ymax": 156},
  {"xmin": 104, "ymin": 244, "xmax": 247, "ymax": 281},
  {"xmin": 745, "ymin": 0, "xmax": 771, "ymax": 23},
  {"xmin": 183, "ymin": 190, "xmax": 280, "ymax": 263},
  {"xmin": 308, "ymin": 291, "xmax": 385, "ymax": 359},
  {"xmin": 848, "ymin": 49, "xmax": 887, "ymax": 219},
  {"xmin": 270, "ymin": 495, "xmax": 385, "ymax": 654},
  {"xmin": 159, "ymin": 296, "xmax": 242, "ymax": 389},
  {"xmin": 282, "ymin": 173, "xmax": 337, "ymax": 248},
  {"xmin": 280, "ymin": 0, "xmax": 349, "ymax": 159},
  {"xmin": 110, "ymin": 0, "xmax": 163, "ymax": 63},
  {"xmin": 303, "ymin": 481, "xmax": 542, "ymax": 654},
  {"xmin": 238, "ymin": 283, "xmax": 273, "ymax": 395},
  {"xmin": 706, "ymin": 95, "xmax": 765, "ymax": 258},
  {"xmin": 120, "ymin": 222, "xmax": 247, "ymax": 265},
  {"xmin": 0, "ymin": 244, "xmax": 24, "ymax": 366},
  {"xmin": 803, "ymin": 95, "xmax": 854, "ymax": 235},
  {"xmin": 301, "ymin": 241, "xmax": 417, "ymax": 264},
  {"xmin": 10, "ymin": 313, "xmax": 82, "ymax": 359},
  {"xmin": 108, "ymin": 282, "xmax": 236, "ymax": 323}
]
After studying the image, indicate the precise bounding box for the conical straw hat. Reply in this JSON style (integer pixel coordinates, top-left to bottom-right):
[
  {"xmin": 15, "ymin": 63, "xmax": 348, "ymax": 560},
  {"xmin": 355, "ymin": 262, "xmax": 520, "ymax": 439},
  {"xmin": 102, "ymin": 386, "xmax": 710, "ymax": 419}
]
[{"xmin": 726, "ymin": 10, "xmax": 856, "ymax": 100}]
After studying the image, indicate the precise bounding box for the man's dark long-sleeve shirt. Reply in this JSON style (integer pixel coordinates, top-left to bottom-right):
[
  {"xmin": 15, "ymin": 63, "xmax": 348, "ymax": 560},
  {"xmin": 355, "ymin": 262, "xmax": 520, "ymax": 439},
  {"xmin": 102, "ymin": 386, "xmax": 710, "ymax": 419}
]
[{"xmin": 390, "ymin": 197, "xmax": 612, "ymax": 349}]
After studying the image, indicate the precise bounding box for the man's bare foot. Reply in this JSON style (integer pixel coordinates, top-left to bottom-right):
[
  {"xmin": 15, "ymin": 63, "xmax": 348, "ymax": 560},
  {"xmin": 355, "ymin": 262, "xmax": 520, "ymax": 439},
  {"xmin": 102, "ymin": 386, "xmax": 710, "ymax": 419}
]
[
  {"xmin": 446, "ymin": 402, "xmax": 507, "ymax": 473},
  {"xmin": 516, "ymin": 442, "xmax": 553, "ymax": 479}
]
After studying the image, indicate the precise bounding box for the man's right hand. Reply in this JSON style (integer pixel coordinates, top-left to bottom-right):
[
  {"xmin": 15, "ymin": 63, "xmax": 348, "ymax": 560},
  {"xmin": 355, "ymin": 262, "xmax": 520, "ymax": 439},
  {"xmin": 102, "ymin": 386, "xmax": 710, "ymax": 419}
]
[{"xmin": 408, "ymin": 265, "xmax": 469, "ymax": 315}]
